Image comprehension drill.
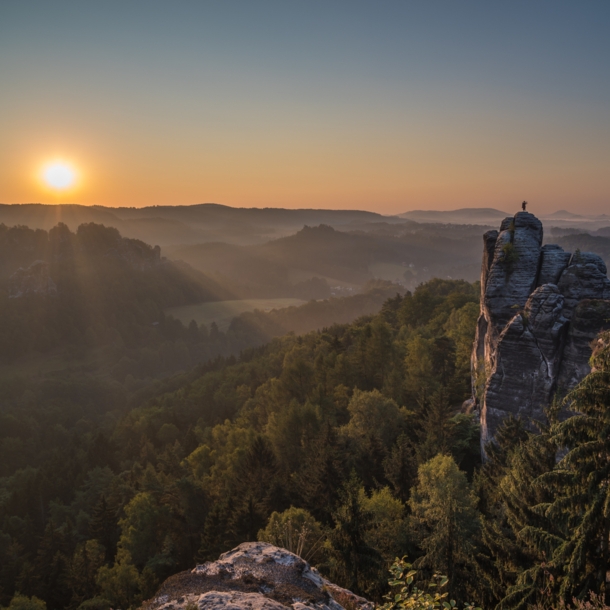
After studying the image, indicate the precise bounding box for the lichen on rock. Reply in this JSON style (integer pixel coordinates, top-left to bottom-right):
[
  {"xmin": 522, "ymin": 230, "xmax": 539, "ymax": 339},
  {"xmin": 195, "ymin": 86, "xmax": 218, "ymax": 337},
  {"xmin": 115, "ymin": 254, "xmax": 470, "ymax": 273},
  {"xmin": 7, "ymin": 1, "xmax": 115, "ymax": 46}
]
[{"xmin": 142, "ymin": 542, "xmax": 373, "ymax": 610}]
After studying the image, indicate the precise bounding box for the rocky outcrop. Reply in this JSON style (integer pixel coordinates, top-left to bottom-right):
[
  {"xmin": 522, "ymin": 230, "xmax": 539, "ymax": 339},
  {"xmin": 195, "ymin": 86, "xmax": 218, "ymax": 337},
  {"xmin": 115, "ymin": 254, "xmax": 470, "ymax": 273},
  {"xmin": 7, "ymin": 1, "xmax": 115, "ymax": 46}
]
[
  {"xmin": 8, "ymin": 260, "xmax": 57, "ymax": 298},
  {"xmin": 472, "ymin": 212, "xmax": 610, "ymax": 452},
  {"xmin": 142, "ymin": 542, "xmax": 372, "ymax": 610}
]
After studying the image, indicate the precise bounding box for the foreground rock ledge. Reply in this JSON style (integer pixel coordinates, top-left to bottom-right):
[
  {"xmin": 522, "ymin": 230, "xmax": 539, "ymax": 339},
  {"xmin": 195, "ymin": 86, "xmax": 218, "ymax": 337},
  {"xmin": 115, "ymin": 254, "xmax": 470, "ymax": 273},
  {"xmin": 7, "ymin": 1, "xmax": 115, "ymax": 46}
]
[{"xmin": 142, "ymin": 542, "xmax": 373, "ymax": 610}]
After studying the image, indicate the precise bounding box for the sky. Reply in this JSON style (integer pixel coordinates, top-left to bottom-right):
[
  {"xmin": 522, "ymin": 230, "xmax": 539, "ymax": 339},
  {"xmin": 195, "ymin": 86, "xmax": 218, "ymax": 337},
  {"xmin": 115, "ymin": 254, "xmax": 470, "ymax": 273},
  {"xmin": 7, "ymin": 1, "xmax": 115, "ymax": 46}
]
[{"xmin": 1, "ymin": 1, "xmax": 609, "ymax": 215}]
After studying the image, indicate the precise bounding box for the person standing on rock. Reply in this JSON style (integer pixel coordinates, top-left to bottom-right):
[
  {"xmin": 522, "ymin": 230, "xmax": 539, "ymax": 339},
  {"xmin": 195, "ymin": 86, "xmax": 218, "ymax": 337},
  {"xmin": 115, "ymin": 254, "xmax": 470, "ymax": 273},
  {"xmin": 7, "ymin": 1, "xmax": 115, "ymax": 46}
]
[{"xmin": 522, "ymin": 201, "xmax": 527, "ymax": 211}]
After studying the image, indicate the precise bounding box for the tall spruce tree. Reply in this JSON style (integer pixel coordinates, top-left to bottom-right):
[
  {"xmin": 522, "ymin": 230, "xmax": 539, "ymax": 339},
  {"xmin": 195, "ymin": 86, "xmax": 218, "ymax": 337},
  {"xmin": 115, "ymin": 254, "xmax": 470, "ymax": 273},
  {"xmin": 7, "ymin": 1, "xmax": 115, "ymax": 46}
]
[
  {"xmin": 329, "ymin": 472, "xmax": 382, "ymax": 597},
  {"xmin": 525, "ymin": 331, "xmax": 610, "ymax": 604},
  {"xmin": 473, "ymin": 417, "xmax": 529, "ymax": 607},
  {"xmin": 294, "ymin": 423, "xmax": 344, "ymax": 525},
  {"xmin": 475, "ymin": 421, "xmax": 557, "ymax": 610}
]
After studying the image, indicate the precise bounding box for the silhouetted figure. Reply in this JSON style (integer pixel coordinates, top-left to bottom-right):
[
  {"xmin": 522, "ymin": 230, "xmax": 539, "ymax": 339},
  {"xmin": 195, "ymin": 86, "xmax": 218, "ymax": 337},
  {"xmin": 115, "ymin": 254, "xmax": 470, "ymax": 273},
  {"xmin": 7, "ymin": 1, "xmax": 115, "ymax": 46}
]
[{"xmin": 522, "ymin": 200, "xmax": 527, "ymax": 211}]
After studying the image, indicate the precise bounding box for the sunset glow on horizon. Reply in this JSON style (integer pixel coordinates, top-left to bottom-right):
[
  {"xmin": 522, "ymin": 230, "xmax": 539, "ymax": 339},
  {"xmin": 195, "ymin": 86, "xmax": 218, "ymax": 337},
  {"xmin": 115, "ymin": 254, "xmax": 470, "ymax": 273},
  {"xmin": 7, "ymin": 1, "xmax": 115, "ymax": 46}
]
[{"xmin": 1, "ymin": 1, "xmax": 609, "ymax": 215}]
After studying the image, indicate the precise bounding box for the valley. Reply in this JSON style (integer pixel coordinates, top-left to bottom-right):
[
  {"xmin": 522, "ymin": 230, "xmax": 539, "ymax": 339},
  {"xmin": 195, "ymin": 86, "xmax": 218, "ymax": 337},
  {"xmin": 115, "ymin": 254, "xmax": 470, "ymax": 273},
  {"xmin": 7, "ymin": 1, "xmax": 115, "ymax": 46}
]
[
  {"xmin": 165, "ymin": 298, "xmax": 308, "ymax": 331},
  {"xmin": 0, "ymin": 206, "xmax": 609, "ymax": 610}
]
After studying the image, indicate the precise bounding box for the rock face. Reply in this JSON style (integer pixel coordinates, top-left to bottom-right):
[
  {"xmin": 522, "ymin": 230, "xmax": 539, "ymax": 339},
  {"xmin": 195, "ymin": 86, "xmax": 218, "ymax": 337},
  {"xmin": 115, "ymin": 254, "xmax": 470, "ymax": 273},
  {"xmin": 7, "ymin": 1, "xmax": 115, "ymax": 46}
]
[
  {"xmin": 472, "ymin": 212, "xmax": 610, "ymax": 452},
  {"xmin": 142, "ymin": 542, "xmax": 372, "ymax": 610},
  {"xmin": 9, "ymin": 260, "xmax": 57, "ymax": 298}
]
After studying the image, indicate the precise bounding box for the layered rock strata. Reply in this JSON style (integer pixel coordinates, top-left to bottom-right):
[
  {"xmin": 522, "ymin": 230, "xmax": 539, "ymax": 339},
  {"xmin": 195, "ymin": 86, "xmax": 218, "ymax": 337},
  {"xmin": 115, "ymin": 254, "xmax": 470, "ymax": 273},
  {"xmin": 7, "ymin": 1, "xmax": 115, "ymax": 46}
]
[
  {"xmin": 472, "ymin": 212, "xmax": 610, "ymax": 452},
  {"xmin": 143, "ymin": 542, "xmax": 372, "ymax": 610}
]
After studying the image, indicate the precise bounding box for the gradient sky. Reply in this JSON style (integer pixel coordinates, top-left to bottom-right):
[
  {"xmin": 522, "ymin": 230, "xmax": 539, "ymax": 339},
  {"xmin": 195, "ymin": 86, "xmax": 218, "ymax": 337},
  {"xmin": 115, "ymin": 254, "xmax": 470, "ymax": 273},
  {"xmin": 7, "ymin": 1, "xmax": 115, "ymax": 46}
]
[{"xmin": 1, "ymin": 1, "xmax": 609, "ymax": 214}]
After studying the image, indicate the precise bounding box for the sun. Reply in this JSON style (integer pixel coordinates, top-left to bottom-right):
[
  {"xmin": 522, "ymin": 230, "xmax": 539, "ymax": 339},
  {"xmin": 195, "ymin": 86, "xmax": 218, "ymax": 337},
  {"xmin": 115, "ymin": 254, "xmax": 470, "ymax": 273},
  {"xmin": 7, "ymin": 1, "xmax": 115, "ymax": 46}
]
[{"xmin": 42, "ymin": 161, "xmax": 76, "ymax": 190}]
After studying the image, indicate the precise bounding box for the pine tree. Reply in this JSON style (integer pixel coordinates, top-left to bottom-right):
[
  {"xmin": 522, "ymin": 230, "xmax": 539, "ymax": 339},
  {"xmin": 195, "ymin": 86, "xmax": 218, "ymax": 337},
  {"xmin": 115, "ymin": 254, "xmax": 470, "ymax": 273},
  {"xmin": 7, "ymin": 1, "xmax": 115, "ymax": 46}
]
[
  {"xmin": 473, "ymin": 416, "xmax": 530, "ymax": 607},
  {"xmin": 329, "ymin": 472, "xmax": 382, "ymax": 596},
  {"xmin": 475, "ymin": 421, "xmax": 556, "ymax": 610},
  {"xmin": 384, "ymin": 433, "xmax": 417, "ymax": 503},
  {"xmin": 65, "ymin": 539, "xmax": 106, "ymax": 607},
  {"xmin": 30, "ymin": 522, "xmax": 72, "ymax": 610},
  {"xmin": 415, "ymin": 388, "xmax": 455, "ymax": 464},
  {"xmin": 234, "ymin": 435, "xmax": 280, "ymax": 511},
  {"xmin": 294, "ymin": 423, "xmax": 344, "ymax": 525},
  {"xmin": 526, "ymin": 331, "xmax": 610, "ymax": 604},
  {"xmin": 90, "ymin": 495, "xmax": 120, "ymax": 563},
  {"xmin": 198, "ymin": 498, "xmax": 236, "ymax": 561}
]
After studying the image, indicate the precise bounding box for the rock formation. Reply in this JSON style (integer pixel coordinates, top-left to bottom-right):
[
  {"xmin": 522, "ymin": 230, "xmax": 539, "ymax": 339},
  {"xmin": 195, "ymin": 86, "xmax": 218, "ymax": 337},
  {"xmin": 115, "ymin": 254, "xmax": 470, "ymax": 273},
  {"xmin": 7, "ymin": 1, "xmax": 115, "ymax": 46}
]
[
  {"xmin": 472, "ymin": 211, "xmax": 610, "ymax": 452},
  {"xmin": 9, "ymin": 260, "xmax": 58, "ymax": 298},
  {"xmin": 142, "ymin": 542, "xmax": 372, "ymax": 610}
]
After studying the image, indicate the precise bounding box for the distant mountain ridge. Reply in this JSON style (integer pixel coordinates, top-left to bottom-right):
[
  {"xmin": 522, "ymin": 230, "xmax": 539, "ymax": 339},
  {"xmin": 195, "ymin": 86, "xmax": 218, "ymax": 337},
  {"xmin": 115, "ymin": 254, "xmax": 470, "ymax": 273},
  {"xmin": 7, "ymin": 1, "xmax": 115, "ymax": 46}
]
[
  {"xmin": 2, "ymin": 202, "xmax": 608, "ymax": 254},
  {"xmin": 545, "ymin": 209, "xmax": 586, "ymax": 219},
  {"xmin": 400, "ymin": 206, "xmax": 610, "ymax": 229},
  {"xmin": 400, "ymin": 208, "xmax": 510, "ymax": 224},
  {"xmin": 0, "ymin": 203, "xmax": 399, "ymax": 247}
]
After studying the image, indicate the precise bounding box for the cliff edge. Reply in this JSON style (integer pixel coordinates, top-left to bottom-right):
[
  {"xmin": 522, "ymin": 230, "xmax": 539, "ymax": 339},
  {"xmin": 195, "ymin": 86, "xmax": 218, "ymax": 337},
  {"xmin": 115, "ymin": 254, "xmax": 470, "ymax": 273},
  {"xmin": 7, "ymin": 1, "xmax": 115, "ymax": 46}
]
[
  {"xmin": 142, "ymin": 542, "xmax": 372, "ymax": 610},
  {"xmin": 472, "ymin": 211, "xmax": 610, "ymax": 452}
]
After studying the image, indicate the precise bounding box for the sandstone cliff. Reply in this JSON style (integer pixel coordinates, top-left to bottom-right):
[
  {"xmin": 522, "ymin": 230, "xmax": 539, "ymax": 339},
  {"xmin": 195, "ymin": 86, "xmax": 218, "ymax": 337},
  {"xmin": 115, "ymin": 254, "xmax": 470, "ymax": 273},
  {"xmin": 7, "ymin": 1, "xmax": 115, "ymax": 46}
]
[
  {"xmin": 142, "ymin": 542, "xmax": 372, "ymax": 610},
  {"xmin": 472, "ymin": 211, "xmax": 610, "ymax": 452}
]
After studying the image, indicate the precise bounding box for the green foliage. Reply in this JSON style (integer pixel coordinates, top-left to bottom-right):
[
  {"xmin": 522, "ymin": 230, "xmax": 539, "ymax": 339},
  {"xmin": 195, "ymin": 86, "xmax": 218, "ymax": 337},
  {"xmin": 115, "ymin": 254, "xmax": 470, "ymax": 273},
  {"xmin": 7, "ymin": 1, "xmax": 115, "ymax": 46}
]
[
  {"xmin": 444, "ymin": 302, "xmax": 479, "ymax": 373},
  {"xmin": 522, "ymin": 331, "xmax": 610, "ymax": 605},
  {"xmin": 398, "ymin": 280, "xmax": 478, "ymax": 331},
  {"xmin": 501, "ymin": 242, "xmax": 519, "ymax": 270},
  {"xmin": 473, "ymin": 334, "xmax": 610, "ymax": 609},
  {"xmin": 0, "ymin": 277, "xmax": 481, "ymax": 609},
  {"xmin": 408, "ymin": 455, "xmax": 480, "ymax": 602},
  {"xmin": 66, "ymin": 540, "xmax": 106, "ymax": 607},
  {"xmin": 227, "ymin": 283, "xmax": 400, "ymax": 338},
  {"xmin": 3, "ymin": 595, "xmax": 46, "ymax": 610},
  {"xmin": 475, "ymin": 423, "xmax": 557, "ymax": 610},
  {"xmin": 359, "ymin": 487, "xmax": 407, "ymax": 565},
  {"xmin": 257, "ymin": 507, "xmax": 326, "ymax": 563},
  {"xmin": 343, "ymin": 389, "xmax": 407, "ymax": 447},
  {"xmin": 76, "ymin": 598, "xmax": 112, "ymax": 610},
  {"xmin": 379, "ymin": 558, "xmax": 481, "ymax": 610},
  {"xmin": 118, "ymin": 492, "xmax": 171, "ymax": 571},
  {"xmin": 95, "ymin": 550, "xmax": 143, "ymax": 610},
  {"xmin": 533, "ymin": 591, "xmax": 610, "ymax": 610},
  {"xmin": 327, "ymin": 473, "xmax": 382, "ymax": 596}
]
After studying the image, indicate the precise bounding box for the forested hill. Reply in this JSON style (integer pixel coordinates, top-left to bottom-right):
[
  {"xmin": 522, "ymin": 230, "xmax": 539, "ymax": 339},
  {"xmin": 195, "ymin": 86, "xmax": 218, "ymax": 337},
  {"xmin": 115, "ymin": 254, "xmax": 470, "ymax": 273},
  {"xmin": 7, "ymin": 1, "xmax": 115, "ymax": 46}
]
[
  {"xmin": 0, "ymin": 279, "xmax": 482, "ymax": 609},
  {"xmin": 169, "ymin": 223, "xmax": 486, "ymax": 296},
  {"xmin": 0, "ymin": 222, "xmax": 232, "ymax": 361},
  {"xmin": 553, "ymin": 232, "xmax": 610, "ymax": 266},
  {"xmin": 0, "ymin": 221, "xmax": 404, "ymax": 475},
  {"xmin": 3, "ymin": 274, "xmax": 609, "ymax": 609},
  {"xmin": 0, "ymin": 203, "xmax": 394, "ymax": 247}
]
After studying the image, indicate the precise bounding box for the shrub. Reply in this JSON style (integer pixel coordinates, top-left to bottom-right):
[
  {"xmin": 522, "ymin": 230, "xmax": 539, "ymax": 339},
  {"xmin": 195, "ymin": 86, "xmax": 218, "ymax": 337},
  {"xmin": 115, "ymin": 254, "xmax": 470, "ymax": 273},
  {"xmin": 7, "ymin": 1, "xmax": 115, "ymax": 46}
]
[
  {"xmin": 379, "ymin": 558, "xmax": 481, "ymax": 610},
  {"xmin": 258, "ymin": 506, "xmax": 326, "ymax": 564},
  {"xmin": 501, "ymin": 243, "xmax": 519, "ymax": 270}
]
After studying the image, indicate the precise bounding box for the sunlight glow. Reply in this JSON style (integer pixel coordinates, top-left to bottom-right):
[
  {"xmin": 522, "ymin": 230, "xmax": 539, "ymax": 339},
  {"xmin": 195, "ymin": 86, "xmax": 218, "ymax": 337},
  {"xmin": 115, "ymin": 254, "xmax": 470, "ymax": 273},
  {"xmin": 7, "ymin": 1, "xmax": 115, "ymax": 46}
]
[{"xmin": 43, "ymin": 162, "xmax": 76, "ymax": 190}]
